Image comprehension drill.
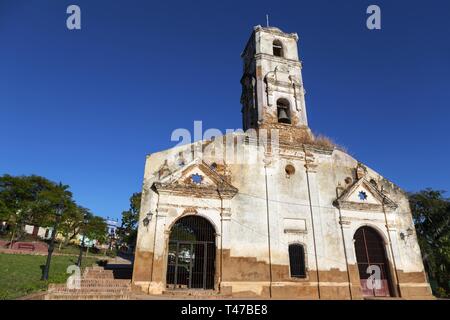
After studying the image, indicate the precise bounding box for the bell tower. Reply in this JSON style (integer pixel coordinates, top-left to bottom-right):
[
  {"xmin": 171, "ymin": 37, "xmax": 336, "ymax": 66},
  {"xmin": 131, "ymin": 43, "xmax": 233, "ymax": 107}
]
[{"xmin": 240, "ymin": 25, "xmax": 310, "ymax": 136}]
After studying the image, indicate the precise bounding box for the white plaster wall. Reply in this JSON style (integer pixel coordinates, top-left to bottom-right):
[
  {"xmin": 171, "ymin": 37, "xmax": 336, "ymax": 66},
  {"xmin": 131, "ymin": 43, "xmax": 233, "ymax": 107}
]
[
  {"xmin": 137, "ymin": 136, "xmax": 427, "ymax": 275},
  {"xmin": 255, "ymin": 27, "xmax": 299, "ymax": 60},
  {"xmin": 250, "ymin": 27, "xmax": 306, "ymax": 127},
  {"xmin": 133, "ymin": 26, "xmax": 428, "ymax": 297}
]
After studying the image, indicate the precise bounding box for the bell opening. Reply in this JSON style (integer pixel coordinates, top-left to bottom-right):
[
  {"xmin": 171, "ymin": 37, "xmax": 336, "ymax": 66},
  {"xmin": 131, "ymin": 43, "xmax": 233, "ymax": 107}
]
[
  {"xmin": 276, "ymin": 98, "xmax": 291, "ymax": 125},
  {"xmin": 277, "ymin": 107, "xmax": 291, "ymax": 124}
]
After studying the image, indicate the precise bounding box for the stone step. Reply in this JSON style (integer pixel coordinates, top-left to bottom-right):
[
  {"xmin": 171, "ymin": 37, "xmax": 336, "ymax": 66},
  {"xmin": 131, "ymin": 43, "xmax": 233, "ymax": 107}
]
[
  {"xmin": 48, "ymin": 283, "xmax": 131, "ymax": 291},
  {"xmin": 84, "ymin": 269, "xmax": 113, "ymax": 274},
  {"xmin": 83, "ymin": 266, "xmax": 112, "ymax": 274},
  {"xmin": 50, "ymin": 278, "xmax": 131, "ymax": 284},
  {"xmin": 84, "ymin": 267, "xmax": 113, "ymax": 273},
  {"xmin": 83, "ymin": 273, "xmax": 115, "ymax": 279},
  {"xmin": 163, "ymin": 289, "xmax": 222, "ymax": 297},
  {"xmin": 364, "ymin": 296, "xmax": 406, "ymax": 300},
  {"xmin": 48, "ymin": 280, "xmax": 131, "ymax": 290},
  {"xmin": 45, "ymin": 264, "xmax": 132, "ymax": 300},
  {"xmin": 48, "ymin": 287, "xmax": 130, "ymax": 294},
  {"xmin": 83, "ymin": 266, "xmax": 112, "ymax": 272},
  {"xmin": 45, "ymin": 293, "xmax": 131, "ymax": 300}
]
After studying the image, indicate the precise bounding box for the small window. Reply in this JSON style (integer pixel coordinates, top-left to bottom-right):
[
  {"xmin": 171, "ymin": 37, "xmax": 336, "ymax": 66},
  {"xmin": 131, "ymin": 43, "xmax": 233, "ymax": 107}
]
[
  {"xmin": 285, "ymin": 164, "xmax": 295, "ymax": 177},
  {"xmin": 289, "ymin": 244, "xmax": 306, "ymax": 278},
  {"xmin": 273, "ymin": 40, "xmax": 283, "ymax": 57}
]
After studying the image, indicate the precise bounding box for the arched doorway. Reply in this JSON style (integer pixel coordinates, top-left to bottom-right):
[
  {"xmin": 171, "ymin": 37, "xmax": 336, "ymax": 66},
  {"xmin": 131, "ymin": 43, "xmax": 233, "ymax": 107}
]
[
  {"xmin": 166, "ymin": 215, "xmax": 215, "ymax": 290},
  {"xmin": 354, "ymin": 226, "xmax": 393, "ymax": 297}
]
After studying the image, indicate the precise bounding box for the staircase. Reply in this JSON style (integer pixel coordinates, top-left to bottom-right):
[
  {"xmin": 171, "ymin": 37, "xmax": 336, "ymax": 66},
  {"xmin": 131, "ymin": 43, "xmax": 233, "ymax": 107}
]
[
  {"xmin": 45, "ymin": 265, "xmax": 132, "ymax": 300},
  {"xmin": 163, "ymin": 289, "xmax": 230, "ymax": 299}
]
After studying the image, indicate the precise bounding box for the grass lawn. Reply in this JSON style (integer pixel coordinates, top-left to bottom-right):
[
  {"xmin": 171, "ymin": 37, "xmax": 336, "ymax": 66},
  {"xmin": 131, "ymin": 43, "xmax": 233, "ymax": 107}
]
[{"xmin": 0, "ymin": 253, "xmax": 98, "ymax": 300}]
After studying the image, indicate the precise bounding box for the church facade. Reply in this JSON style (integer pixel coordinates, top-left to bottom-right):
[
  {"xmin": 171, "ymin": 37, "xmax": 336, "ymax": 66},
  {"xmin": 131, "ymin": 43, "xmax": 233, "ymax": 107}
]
[{"xmin": 131, "ymin": 26, "xmax": 433, "ymax": 299}]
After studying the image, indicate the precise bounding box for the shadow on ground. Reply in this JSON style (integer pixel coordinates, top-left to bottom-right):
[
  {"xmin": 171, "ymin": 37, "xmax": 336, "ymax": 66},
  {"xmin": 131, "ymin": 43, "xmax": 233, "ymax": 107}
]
[{"xmin": 100, "ymin": 252, "xmax": 134, "ymax": 279}]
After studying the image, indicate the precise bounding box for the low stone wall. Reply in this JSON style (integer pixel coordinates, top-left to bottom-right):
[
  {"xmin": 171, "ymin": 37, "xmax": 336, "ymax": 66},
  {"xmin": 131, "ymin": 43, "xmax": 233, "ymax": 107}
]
[{"xmin": 0, "ymin": 240, "xmax": 48, "ymax": 251}]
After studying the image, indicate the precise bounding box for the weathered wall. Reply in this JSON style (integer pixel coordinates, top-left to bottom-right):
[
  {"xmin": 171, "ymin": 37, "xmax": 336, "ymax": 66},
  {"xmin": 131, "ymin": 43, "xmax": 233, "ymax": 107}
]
[
  {"xmin": 132, "ymin": 25, "xmax": 432, "ymax": 300},
  {"xmin": 132, "ymin": 135, "xmax": 433, "ymax": 299}
]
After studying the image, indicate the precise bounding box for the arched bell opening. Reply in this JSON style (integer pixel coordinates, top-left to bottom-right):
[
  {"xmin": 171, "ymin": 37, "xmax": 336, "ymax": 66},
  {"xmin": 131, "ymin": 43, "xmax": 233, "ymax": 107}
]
[{"xmin": 277, "ymin": 98, "xmax": 291, "ymax": 124}]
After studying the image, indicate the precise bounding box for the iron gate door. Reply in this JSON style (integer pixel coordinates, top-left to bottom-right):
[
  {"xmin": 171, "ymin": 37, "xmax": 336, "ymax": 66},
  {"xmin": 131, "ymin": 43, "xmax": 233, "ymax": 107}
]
[
  {"xmin": 354, "ymin": 227, "xmax": 392, "ymax": 297},
  {"xmin": 166, "ymin": 240, "xmax": 215, "ymax": 289},
  {"xmin": 166, "ymin": 216, "xmax": 215, "ymax": 290}
]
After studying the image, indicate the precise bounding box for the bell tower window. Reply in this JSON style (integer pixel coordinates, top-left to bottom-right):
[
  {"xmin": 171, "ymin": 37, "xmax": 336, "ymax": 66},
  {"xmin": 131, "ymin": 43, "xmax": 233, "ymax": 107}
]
[
  {"xmin": 277, "ymin": 98, "xmax": 291, "ymax": 124},
  {"xmin": 273, "ymin": 40, "xmax": 283, "ymax": 57}
]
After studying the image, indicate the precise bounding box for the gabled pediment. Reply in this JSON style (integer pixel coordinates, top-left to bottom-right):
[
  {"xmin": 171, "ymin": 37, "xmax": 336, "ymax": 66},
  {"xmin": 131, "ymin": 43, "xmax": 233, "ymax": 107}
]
[
  {"xmin": 334, "ymin": 178, "xmax": 398, "ymax": 212},
  {"xmin": 153, "ymin": 160, "xmax": 238, "ymax": 199}
]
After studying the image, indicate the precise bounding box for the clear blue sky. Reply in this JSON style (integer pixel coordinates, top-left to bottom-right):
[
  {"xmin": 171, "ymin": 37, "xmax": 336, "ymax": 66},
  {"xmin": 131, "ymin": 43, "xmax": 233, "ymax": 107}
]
[{"xmin": 1, "ymin": 0, "xmax": 449, "ymax": 220}]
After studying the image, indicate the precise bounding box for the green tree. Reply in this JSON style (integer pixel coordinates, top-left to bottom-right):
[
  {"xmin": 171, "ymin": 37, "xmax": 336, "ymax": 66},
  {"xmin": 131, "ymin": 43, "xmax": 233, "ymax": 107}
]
[
  {"xmin": 0, "ymin": 199, "xmax": 9, "ymax": 221},
  {"xmin": 33, "ymin": 181, "xmax": 73, "ymax": 227},
  {"xmin": 57, "ymin": 204, "xmax": 86, "ymax": 249},
  {"xmin": 117, "ymin": 192, "xmax": 141, "ymax": 250},
  {"xmin": 58, "ymin": 205, "xmax": 107, "ymax": 252},
  {"xmin": 84, "ymin": 215, "xmax": 108, "ymax": 246},
  {"xmin": 0, "ymin": 175, "xmax": 73, "ymax": 243},
  {"xmin": 409, "ymin": 189, "xmax": 450, "ymax": 298},
  {"xmin": 0, "ymin": 174, "xmax": 109, "ymax": 252}
]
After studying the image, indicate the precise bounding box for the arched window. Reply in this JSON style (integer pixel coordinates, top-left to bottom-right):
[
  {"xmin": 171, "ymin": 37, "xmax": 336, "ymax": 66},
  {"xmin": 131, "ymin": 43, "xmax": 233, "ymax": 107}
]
[
  {"xmin": 289, "ymin": 244, "xmax": 306, "ymax": 278},
  {"xmin": 273, "ymin": 40, "xmax": 283, "ymax": 57},
  {"xmin": 277, "ymin": 98, "xmax": 291, "ymax": 124}
]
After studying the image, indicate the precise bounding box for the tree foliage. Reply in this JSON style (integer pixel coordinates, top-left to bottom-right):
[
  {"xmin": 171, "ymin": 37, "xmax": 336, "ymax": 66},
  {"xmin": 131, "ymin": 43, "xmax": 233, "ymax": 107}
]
[
  {"xmin": 0, "ymin": 175, "xmax": 72, "ymax": 238},
  {"xmin": 58, "ymin": 203, "xmax": 85, "ymax": 244},
  {"xmin": 409, "ymin": 189, "xmax": 450, "ymax": 298},
  {"xmin": 84, "ymin": 214, "xmax": 108, "ymax": 245},
  {"xmin": 117, "ymin": 192, "xmax": 141, "ymax": 250},
  {"xmin": 0, "ymin": 174, "xmax": 107, "ymax": 245}
]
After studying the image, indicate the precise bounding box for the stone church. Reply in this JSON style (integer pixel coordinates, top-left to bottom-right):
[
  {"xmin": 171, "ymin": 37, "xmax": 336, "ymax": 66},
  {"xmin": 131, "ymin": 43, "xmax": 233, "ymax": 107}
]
[{"xmin": 132, "ymin": 26, "xmax": 433, "ymax": 299}]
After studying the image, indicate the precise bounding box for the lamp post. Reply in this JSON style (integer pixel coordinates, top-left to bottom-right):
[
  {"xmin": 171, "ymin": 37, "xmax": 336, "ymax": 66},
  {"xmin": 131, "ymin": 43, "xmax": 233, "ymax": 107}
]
[
  {"xmin": 41, "ymin": 201, "xmax": 64, "ymax": 281},
  {"xmin": 77, "ymin": 214, "xmax": 89, "ymax": 267}
]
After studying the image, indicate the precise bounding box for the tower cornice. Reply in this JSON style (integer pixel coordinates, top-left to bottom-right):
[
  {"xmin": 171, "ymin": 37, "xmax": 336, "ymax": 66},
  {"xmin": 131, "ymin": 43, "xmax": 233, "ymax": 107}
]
[{"xmin": 253, "ymin": 25, "xmax": 299, "ymax": 41}]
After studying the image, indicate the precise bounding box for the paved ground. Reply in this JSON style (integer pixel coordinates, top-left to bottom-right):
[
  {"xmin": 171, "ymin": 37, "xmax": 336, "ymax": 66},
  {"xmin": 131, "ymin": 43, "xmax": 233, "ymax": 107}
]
[
  {"xmin": 133, "ymin": 294, "xmax": 261, "ymax": 300},
  {"xmin": 105, "ymin": 256, "xmax": 132, "ymax": 265}
]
